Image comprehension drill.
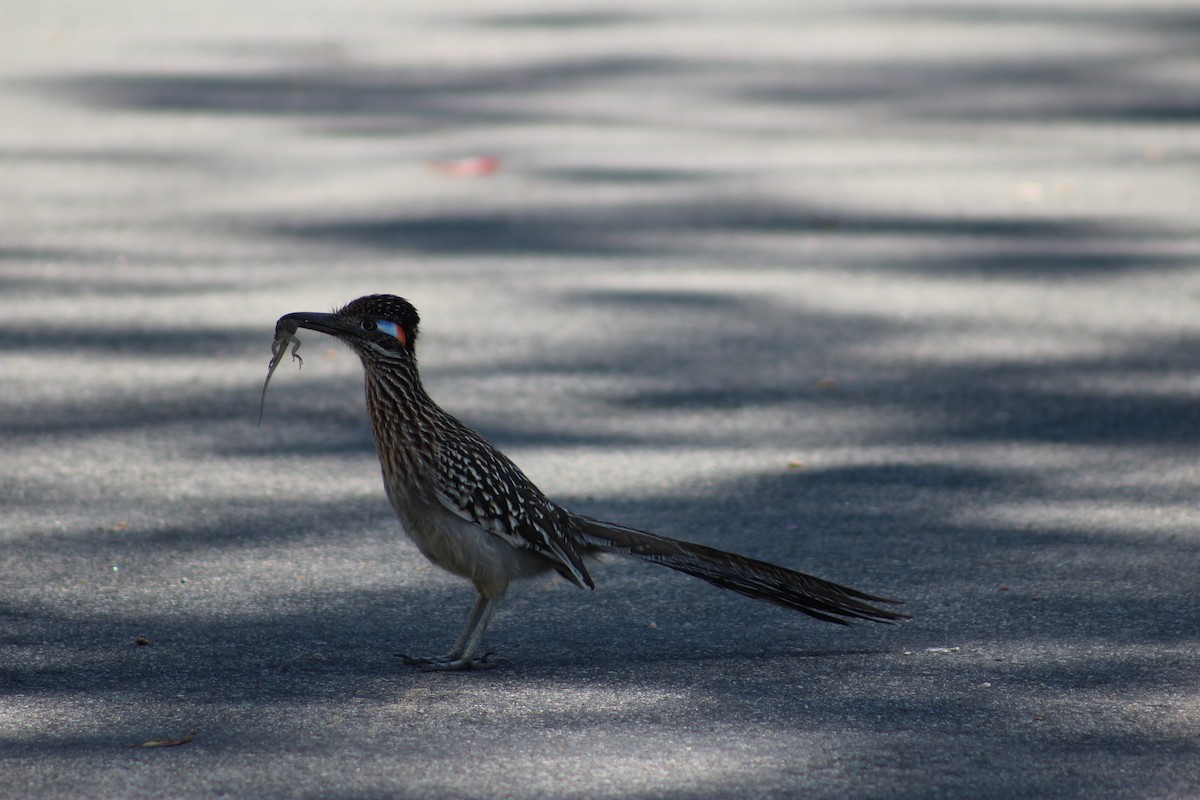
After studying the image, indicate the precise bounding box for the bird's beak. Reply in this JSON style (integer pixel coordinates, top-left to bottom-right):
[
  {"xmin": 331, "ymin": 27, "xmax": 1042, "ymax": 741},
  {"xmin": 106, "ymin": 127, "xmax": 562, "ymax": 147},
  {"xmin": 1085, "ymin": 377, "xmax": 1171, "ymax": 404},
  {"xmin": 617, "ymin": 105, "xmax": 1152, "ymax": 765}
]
[{"xmin": 276, "ymin": 311, "xmax": 358, "ymax": 340}]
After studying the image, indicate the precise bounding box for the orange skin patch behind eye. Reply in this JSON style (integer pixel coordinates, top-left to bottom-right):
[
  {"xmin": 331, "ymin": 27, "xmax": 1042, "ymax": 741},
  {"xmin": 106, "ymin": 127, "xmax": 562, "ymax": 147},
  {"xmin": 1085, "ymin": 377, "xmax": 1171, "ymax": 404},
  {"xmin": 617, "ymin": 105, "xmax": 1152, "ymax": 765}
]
[{"xmin": 377, "ymin": 320, "xmax": 407, "ymax": 348}]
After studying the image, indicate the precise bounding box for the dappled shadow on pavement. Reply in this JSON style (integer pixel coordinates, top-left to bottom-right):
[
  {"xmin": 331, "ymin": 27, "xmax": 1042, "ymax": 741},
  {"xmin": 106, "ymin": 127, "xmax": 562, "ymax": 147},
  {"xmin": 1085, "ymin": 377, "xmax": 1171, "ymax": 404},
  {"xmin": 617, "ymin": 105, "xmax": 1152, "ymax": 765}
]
[
  {"xmin": 3, "ymin": 245, "xmax": 1197, "ymax": 798},
  {"xmin": 23, "ymin": 2, "xmax": 1199, "ymax": 278},
  {"xmin": 1, "ymin": 458, "xmax": 1198, "ymax": 797},
  {"xmin": 4, "ymin": 2, "xmax": 1200, "ymax": 798}
]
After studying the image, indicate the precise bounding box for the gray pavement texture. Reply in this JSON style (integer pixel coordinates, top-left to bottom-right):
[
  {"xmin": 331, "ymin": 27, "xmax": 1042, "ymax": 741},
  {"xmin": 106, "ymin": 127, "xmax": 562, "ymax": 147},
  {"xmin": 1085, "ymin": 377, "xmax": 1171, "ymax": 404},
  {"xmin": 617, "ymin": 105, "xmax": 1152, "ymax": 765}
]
[{"xmin": 3, "ymin": 1, "xmax": 1200, "ymax": 798}]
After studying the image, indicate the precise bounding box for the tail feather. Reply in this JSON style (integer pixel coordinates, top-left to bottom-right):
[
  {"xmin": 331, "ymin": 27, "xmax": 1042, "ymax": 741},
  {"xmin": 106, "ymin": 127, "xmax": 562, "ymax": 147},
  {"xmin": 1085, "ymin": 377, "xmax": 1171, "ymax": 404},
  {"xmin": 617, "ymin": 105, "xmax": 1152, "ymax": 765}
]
[{"xmin": 572, "ymin": 514, "xmax": 909, "ymax": 625}]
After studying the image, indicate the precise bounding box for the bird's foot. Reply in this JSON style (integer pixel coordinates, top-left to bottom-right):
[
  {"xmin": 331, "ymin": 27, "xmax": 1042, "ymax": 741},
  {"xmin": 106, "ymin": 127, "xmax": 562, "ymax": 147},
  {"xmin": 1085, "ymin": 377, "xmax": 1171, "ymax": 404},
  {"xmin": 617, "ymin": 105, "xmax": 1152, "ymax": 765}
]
[{"xmin": 398, "ymin": 652, "xmax": 499, "ymax": 671}]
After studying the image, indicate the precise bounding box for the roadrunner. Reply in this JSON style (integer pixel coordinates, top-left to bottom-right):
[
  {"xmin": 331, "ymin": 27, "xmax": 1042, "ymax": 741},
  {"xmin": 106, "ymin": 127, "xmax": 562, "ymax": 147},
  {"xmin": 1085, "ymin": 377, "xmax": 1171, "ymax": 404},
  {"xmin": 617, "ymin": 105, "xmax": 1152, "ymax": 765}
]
[{"xmin": 264, "ymin": 294, "xmax": 908, "ymax": 670}]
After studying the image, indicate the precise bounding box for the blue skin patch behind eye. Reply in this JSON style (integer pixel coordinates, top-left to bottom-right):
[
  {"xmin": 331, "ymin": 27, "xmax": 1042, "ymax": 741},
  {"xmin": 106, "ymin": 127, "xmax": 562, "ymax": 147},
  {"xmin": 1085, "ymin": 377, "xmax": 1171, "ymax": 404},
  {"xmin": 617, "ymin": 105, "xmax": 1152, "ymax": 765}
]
[{"xmin": 376, "ymin": 320, "xmax": 400, "ymax": 339}]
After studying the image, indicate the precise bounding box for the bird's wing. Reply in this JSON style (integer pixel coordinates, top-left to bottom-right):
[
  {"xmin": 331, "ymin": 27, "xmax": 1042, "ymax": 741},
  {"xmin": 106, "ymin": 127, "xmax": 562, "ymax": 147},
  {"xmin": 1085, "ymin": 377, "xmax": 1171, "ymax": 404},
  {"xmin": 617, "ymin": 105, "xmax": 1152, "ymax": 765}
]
[{"xmin": 430, "ymin": 427, "xmax": 593, "ymax": 589}]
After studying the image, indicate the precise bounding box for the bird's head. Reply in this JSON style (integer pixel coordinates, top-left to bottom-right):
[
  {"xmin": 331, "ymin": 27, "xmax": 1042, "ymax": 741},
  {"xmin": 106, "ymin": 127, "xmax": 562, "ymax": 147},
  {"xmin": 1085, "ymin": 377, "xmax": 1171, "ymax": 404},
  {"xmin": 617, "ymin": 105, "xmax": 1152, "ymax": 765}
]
[{"xmin": 277, "ymin": 294, "xmax": 421, "ymax": 361}]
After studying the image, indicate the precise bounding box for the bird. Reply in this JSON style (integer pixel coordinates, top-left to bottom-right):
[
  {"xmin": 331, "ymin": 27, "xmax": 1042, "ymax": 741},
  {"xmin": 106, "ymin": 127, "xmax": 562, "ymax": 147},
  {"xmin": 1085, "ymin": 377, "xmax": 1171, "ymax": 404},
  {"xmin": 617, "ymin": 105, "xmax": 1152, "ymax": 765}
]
[{"xmin": 265, "ymin": 294, "xmax": 909, "ymax": 670}]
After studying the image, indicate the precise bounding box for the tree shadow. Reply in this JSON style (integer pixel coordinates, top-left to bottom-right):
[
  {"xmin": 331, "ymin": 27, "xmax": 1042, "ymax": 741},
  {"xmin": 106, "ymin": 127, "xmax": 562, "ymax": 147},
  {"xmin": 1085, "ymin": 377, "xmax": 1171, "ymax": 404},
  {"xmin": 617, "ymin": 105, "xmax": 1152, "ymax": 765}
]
[
  {"xmin": 2, "ymin": 454, "xmax": 1197, "ymax": 797},
  {"xmin": 4, "ymin": 3, "xmax": 1200, "ymax": 796}
]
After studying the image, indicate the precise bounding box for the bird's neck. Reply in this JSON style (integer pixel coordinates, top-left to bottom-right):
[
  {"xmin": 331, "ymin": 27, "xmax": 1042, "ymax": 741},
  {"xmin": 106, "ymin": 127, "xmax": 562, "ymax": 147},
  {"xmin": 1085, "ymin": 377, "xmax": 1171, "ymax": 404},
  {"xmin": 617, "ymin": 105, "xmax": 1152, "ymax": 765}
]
[{"xmin": 361, "ymin": 363, "xmax": 444, "ymax": 480}]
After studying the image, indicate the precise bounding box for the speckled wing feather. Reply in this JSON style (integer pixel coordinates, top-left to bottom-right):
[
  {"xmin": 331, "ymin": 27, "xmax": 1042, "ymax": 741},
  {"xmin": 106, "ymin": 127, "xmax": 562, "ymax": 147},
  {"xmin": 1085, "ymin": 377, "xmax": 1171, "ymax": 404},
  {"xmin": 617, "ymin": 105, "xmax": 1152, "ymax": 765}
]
[{"xmin": 430, "ymin": 425, "xmax": 593, "ymax": 589}]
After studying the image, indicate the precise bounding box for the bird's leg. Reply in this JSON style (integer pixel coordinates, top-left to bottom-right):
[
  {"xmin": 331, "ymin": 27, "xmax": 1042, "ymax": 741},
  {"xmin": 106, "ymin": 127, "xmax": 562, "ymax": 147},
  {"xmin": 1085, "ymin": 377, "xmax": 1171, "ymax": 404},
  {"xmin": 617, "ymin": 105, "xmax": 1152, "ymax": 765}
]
[
  {"xmin": 444, "ymin": 593, "xmax": 490, "ymax": 659},
  {"xmin": 401, "ymin": 594, "xmax": 500, "ymax": 671},
  {"xmin": 441, "ymin": 596, "xmax": 499, "ymax": 669}
]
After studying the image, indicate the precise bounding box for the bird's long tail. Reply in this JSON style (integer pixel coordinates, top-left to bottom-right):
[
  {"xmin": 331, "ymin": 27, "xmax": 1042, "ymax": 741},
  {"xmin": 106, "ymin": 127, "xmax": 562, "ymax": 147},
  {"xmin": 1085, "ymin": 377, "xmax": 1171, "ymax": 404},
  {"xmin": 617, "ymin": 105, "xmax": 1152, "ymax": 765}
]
[{"xmin": 572, "ymin": 515, "xmax": 909, "ymax": 625}]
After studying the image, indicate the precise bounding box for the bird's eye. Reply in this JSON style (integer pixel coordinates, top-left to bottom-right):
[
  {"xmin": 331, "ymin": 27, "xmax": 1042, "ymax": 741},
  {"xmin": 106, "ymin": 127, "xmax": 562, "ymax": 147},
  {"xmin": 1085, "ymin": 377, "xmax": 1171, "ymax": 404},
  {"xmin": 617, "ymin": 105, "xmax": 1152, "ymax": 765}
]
[{"xmin": 361, "ymin": 320, "xmax": 378, "ymax": 331}]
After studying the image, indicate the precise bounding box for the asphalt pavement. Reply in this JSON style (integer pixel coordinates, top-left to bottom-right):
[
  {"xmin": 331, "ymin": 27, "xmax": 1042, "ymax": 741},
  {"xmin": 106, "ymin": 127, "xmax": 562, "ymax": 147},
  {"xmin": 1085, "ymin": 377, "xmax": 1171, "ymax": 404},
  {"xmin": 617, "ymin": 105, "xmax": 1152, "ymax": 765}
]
[{"xmin": 2, "ymin": 2, "xmax": 1200, "ymax": 798}]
